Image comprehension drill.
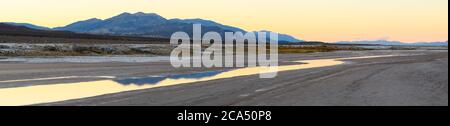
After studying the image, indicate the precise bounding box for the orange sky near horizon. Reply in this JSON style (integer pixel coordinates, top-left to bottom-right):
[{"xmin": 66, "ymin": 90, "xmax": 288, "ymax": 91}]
[{"xmin": 0, "ymin": 0, "xmax": 448, "ymax": 42}]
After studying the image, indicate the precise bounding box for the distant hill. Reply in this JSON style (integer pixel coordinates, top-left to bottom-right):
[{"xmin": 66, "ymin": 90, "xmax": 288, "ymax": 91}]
[
  {"xmin": 1, "ymin": 22, "xmax": 51, "ymax": 30},
  {"xmin": 0, "ymin": 23, "xmax": 169, "ymax": 42},
  {"xmin": 0, "ymin": 23, "xmax": 76, "ymax": 37},
  {"xmin": 335, "ymin": 40, "xmax": 448, "ymax": 46}
]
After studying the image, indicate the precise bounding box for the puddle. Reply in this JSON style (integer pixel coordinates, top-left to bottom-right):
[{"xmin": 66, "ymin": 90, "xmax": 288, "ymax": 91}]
[
  {"xmin": 0, "ymin": 55, "xmax": 396, "ymax": 106},
  {"xmin": 116, "ymin": 71, "xmax": 226, "ymax": 86}
]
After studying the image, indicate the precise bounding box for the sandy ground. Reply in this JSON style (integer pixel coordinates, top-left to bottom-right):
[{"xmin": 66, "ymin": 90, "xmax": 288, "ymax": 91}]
[{"xmin": 0, "ymin": 50, "xmax": 447, "ymax": 106}]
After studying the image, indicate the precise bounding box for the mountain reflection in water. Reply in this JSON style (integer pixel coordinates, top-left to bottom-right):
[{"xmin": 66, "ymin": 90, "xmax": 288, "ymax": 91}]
[
  {"xmin": 115, "ymin": 71, "xmax": 225, "ymax": 85},
  {"xmin": 0, "ymin": 55, "xmax": 398, "ymax": 106}
]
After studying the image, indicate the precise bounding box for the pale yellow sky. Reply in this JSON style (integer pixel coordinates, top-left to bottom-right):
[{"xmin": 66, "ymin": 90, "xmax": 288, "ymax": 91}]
[{"xmin": 0, "ymin": 0, "xmax": 448, "ymax": 42}]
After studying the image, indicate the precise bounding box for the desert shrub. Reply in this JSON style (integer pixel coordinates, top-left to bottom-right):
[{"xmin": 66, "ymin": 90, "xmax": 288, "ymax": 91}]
[
  {"xmin": 0, "ymin": 45, "xmax": 9, "ymax": 49},
  {"xmin": 42, "ymin": 45, "xmax": 58, "ymax": 51}
]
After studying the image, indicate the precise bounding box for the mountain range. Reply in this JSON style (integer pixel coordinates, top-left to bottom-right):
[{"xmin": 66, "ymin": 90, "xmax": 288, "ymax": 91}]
[
  {"xmin": 2, "ymin": 12, "xmax": 447, "ymax": 46},
  {"xmin": 335, "ymin": 40, "xmax": 448, "ymax": 46},
  {"xmin": 2, "ymin": 12, "xmax": 302, "ymax": 43}
]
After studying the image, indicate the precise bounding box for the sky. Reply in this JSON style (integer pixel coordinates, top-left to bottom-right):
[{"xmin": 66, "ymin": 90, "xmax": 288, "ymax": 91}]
[{"xmin": 0, "ymin": 0, "xmax": 448, "ymax": 42}]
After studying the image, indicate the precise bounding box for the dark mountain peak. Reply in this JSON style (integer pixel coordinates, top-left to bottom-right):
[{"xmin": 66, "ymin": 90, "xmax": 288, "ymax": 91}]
[
  {"xmin": 117, "ymin": 12, "xmax": 132, "ymax": 17},
  {"xmin": 111, "ymin": 12, "xmax": 166, "ymax": 20},
  {"xmin": 109, "ymin": 12, "xmax": 167, "ymax": 24},
  {"xmin": 134, "ymin": 12, "xmax": 145, "ymax": 15},
  {"xmin": 186, "ymin": 18, "xmax": 210, "ymax": 21},
  {"xmin": 133, "ymin": 12, "xmax": 159, "ymax": 16},
  {"xmin": 85, "ymin": 18, "xmax": 103, "ymax": 22}
]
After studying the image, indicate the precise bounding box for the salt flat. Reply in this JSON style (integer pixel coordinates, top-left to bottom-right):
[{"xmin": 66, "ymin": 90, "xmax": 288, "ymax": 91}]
[{"xmin": 0, "ymin": 50, "xmax": 447, "ymax": 106}]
